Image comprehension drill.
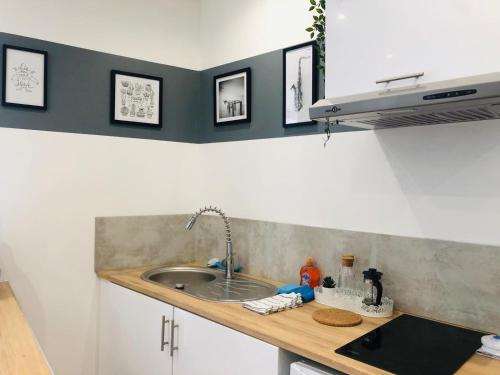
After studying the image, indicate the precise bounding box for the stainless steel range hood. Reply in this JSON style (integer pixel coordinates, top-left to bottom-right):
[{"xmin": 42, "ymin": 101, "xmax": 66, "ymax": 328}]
[{"xmin": 309, "ymin": 72, "xmax": 500, "ymax": 129}]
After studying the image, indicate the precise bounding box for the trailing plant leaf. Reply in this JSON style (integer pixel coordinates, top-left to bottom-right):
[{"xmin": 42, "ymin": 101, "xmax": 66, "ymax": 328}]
[
  {"xmin": 306, "ymin": 0, "xmax": 326, "ymax": 76},
  {"xmin": 306, "ymin": 0, "xmax": 331, "ymax": 144}
]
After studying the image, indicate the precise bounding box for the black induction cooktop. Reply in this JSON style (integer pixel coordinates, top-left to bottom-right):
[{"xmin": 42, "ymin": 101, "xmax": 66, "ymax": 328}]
[{"xmin": 335, "ymin": 314, "xmax": 484, "ymax": 375}]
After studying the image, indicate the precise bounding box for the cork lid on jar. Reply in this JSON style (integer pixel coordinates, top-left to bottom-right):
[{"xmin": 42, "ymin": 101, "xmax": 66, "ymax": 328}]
[{"xmin": 341, "ymin": 255, "xmax": 355, "ymax": 267}]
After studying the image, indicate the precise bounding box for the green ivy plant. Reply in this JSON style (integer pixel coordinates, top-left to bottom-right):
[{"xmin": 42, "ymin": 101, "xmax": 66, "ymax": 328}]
[
  {"xmin": 306, "ymin": 0, "xmax": 332, "ymax": 146},
  {"xmin": 306, "ymin": 0, "xmax": 326, "ymax": 76}
]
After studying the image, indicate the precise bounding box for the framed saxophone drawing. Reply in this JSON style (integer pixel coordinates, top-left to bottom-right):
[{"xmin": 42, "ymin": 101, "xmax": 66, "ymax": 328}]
[
  {"xmin": 282, "ymin": 41, "xmax": 318, "ymax": 127},
  {"xmin": 214, "ymin": 67, "xmax": 251, "ymax": 126}
]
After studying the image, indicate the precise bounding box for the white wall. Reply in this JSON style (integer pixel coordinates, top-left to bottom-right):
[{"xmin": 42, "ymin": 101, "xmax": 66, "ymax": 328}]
[
  {"xmin": 199, "ymin": 0, "xmax": 311, "ymax": 69},
  {"xmin": 198, "ymin": 123, "xmax": 500, "ymax": 246},
  {"xmin": 0, "ymin": 128, "xmax": 200, "ymax": 375},
  {"xmin": 0, "ymin": 0, "xmax": 201, "ymax": 70},
  {"xmin": 0, "ymin": 0, "xmax": 312, "ymax": 70}
]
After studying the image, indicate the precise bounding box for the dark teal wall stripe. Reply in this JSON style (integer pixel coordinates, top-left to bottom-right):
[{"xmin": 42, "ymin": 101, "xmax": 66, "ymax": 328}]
[
  {"xmin": 0, "ymin": 32, "xmax": 361, "ymax": 144},
  {"xmin": 0, "ymin": 32, "xmax": 200, "ymax": 143}
]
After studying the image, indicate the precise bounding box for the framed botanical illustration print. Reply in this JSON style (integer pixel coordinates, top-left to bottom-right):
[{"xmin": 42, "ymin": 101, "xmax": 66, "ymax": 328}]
[
  {"xmin": 2, "ymin": 45, "xmax": 48, "ymax": 110},
  {"xmin": 283, "ymin": 41, "xmax": 318, "ymax": 127},
  {"xmin": 110, "ymin": 70, "xmax": 163, "ymax": 127},
  {"xmin": 214, "ymin": 67, "xmax": 251, "ymax": 126}
]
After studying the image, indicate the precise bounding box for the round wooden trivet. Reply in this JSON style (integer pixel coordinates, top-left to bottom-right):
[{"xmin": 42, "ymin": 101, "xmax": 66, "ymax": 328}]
[{"xmin": 312, "ymin": 308, "xmax": 362, "ymax": 327}]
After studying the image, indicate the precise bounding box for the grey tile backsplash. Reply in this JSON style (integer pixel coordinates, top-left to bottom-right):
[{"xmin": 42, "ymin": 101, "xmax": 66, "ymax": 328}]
[{"xmin": 95, "ymin": 214, "xmax": 500, "ymax": 333}]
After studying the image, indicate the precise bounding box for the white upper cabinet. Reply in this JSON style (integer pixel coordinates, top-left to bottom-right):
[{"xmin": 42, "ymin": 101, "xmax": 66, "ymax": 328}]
[{"xmin": 325, "ymin": 0, "xmax": 500, "ymax": 98}]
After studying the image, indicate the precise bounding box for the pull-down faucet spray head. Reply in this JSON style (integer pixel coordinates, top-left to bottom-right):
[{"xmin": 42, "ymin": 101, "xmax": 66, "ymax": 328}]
[{"xmin": 185, "ymin": 216, "xmax": 197, "ymax": 231}]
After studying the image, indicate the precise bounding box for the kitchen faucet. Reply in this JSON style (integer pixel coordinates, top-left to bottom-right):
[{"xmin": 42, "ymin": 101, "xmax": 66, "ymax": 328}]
[{"xmin": 185, "ymin": 206, "xmax": 234, "ymax": 279}]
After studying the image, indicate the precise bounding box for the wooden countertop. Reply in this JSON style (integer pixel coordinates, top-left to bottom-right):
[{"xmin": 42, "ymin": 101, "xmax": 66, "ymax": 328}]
[
  {"xmin": 98, "ymin": 267, "xmax": 500, "ymax": 375},
  {"xmin": 0, "ymin": 282, "xmax": 52, "ymax": 375}
]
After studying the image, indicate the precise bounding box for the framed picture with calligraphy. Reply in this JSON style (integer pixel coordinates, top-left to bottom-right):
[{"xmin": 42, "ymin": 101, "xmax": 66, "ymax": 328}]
[{"xmin": 2, "ymin": 45, "xmax": 48, "ymax": 110}]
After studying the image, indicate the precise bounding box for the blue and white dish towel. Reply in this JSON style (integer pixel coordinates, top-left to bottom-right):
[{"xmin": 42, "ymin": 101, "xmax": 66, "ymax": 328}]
[
  {"xmin": 242, "ymin": 293, "xmax": 303, "ymax": 315},
  {"xmin": 477, "ymin": 335, "xmax": 500, "ymax": 360}
]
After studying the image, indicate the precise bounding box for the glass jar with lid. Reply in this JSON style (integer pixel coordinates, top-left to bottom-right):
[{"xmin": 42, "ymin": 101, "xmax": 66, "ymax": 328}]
[{"xmin": 338, "ymin": 254, "xmax": 356, "ymax": 291}]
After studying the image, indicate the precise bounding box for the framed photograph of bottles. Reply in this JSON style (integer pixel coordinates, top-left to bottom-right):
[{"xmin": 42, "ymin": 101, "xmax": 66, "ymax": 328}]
[
  {"xmin": 214, "ymin": 67, "xmax": 251, "ymax": 126},
  {"xmin": 110, "ymin": 70, "xmax": 163, "ymax": 127},
  {"xmin": 282, "ymin": 41, "xmax": 318, "ymax": 127}
]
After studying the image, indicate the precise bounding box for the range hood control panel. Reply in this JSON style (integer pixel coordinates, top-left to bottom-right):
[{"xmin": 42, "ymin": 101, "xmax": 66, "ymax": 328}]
[{"xmin": 423, "ymin": 89, "xmax": 477, "ymax": 100}]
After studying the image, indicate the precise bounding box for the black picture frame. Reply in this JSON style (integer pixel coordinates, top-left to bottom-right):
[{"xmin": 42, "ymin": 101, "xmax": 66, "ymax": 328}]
[
  {"xmin": 110, "ymin": 69, "xmax": 163, "ymax": 127},
  {"xmin": 213, "ymin": 67, "xmax": 251, "ymax": 126},
  {"xmin": 282, "ymin": 41, "xmax": 318, "ymax": 128},
  {"xmin": 2, "ymin": 44, "xmax": 48, "ymax": 110}
]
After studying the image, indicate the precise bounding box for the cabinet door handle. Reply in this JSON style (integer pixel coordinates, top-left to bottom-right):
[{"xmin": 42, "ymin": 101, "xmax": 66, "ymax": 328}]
[
  {"xmin": 169, "ymin": 319, "xmax": 179, "ymax": 357},
  {"xmin": 161, "ymin": 315, "xmax": 169, "ymax": 351},
  {"xmin": 376, "ymin": 72, "xmax": 424, "ymax": 85}
]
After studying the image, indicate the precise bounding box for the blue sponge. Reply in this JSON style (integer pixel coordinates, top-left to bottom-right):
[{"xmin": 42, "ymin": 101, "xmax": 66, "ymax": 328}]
[{"xmin": 277, "ymin": 284, "xmax": 315, "ymax": 302}]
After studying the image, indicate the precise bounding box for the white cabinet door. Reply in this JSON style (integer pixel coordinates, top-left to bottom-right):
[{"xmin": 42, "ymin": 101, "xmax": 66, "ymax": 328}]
[
  {"xmin": 326, "ymin": 0, "xmax": 500, "ymax": 98},
  {"xmin": 98, "ymin": 280, "xmax": 174, "ymax": 375},
  {"xmin": 172, "ymin": 307, "xmax": 280, "ymax": 375}
]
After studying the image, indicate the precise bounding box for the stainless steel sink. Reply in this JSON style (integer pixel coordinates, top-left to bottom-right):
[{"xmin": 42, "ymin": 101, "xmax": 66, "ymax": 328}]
[{"xmin": 141, "ymin": 266, "xmax": 277, "ymax": 303}]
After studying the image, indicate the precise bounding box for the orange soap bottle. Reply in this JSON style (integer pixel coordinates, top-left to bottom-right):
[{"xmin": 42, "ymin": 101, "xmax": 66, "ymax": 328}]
[{"xmin": 299, "ymin": 256, "xmax": 321, "ymax": 288}]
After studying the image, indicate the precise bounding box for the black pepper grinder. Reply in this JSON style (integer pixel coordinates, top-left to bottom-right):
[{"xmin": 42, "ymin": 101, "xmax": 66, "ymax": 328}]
[{"xmin": 362, "ymin": 268, "xmax": 383, "ymax": 306}]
